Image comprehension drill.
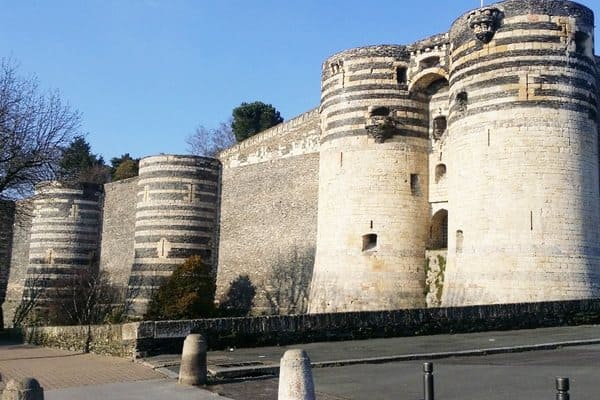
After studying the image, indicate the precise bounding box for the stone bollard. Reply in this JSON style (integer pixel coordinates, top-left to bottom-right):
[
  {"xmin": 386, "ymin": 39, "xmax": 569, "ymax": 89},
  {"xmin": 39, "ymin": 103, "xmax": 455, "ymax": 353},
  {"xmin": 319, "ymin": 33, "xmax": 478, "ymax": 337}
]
[
  {"xmin": 2, "ymin": 378, "xmax": 44, "ymax": 400},
  {"xmin": 178, "ymin": 334, "xmax": 207, "ymax": 386},
  {"xmin": 277, "ymin": 349, "xmax": 315, "ymax": 400}
]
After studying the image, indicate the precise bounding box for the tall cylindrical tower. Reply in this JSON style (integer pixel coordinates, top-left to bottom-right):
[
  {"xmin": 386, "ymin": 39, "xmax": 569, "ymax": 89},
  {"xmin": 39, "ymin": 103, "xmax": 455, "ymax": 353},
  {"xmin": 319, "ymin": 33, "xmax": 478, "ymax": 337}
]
[
  {"xmin": 26, "ymin": 181, "xmax": 103, "ymax": 308},
  {"xmin": 442, "ymin": 0, "xmax": 600, "ymax": 305},
  {"xmin": 308, "ymin": 45, "xmax": 430, "ymax": 313},
  {"xmin": 127, "ymin": 155, "xmax": 221, "ymax": 315}
]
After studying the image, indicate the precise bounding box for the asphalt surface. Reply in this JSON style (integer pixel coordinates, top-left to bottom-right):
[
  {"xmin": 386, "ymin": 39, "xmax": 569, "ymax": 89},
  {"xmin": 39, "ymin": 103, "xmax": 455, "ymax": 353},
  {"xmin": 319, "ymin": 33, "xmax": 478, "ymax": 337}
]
[
  {"xmin": 142, "ymin": 324, "xmax": 600, "ymax": 378},
  {"xmin": 211, "ymin": 344, "xmax": 600, "ymax": 400}
]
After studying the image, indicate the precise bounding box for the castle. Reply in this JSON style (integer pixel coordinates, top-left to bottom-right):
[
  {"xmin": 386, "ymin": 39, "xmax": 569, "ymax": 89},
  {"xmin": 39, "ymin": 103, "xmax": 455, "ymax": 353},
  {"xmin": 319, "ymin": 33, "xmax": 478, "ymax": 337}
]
[{"xmin": 1, "ymin": 0, "xmax": 599, "ymax": 324}]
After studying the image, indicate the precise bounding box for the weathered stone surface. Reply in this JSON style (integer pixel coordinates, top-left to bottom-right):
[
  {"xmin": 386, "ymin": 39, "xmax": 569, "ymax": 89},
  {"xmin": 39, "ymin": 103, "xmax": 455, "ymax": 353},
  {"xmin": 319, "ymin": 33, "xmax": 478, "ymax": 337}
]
[
  {"xmin": 278, "ymin": 349, "xmax": 315, "ymax": 400},
  {"xmin": 178, "ymin": 334, "xmax": 207, "ymax": 386}
]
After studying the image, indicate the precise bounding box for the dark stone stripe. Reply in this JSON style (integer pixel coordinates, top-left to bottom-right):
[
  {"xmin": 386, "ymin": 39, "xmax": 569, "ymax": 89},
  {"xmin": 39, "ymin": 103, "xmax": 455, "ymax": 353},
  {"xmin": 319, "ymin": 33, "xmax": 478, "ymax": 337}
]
[
  {"xmin": 321, "ymin": 79, "xmax": 340, "ymax": 93},
  {"xmin": 138, "ymin": 170, "xmax": 219, "ymax": 182},
  {"xmin": 321, "ymin": 83, "xmax": 408, "ymax": 103},
  {"xmin": 452, "ymin": 31, "xmax": 562, "ymax": 61},
  {"xmin": 321, "ymin": 128, "xmax": 428, "ymax": 144},
  {"xmin": 458, "ymin": 88, "xmax": 596, "ymax": 110},
  {"xmin": 27, "ymin": 246, "xmax": 94, "ymax": 253},
  {"xmin": 141, "ymin": 182, "xmax": 217, "ymax": 192},
  {"xmin": 347, "ymin": 62, "xmax": 396, "ymax": 73},
  {"xmin": 135, "ymin": 205, "xmax": 215, "ymax": 213},
  {"xmin": 449, "ymin": 100, "xmax": 596, "ymax": 124},
  {"xmin": 451, "ymin": 58, "xmax": 596, "ymax": 85},
  {"xmin": 461, "ymin": 74, "xmax": 596, "ymax": 94},
  {"xmin": 135, "ymin": 224, "xmax": 213, "ymax": 233},
  {"xmin": 140, "ymin": 159, "xmax": 220, "ymax": 168},
  {"xmin": 137, "ymin": 193, "xmax": 216, "ymax": 203},
  {"xmin": 29, "ymin": 257, "xmax": 94, "ymax": 266},
  {"xmin": 128, "ymin": 275, "xmax": 169, "ymax": 287},
  {"xmin": 29, "ymin": 238, "xmax": 98, "ymax": 245},
  {"xmin": 348, "ymin": 73, "xmax": 395, "ymax": 82},
  {"xmin": 325, "ymin": 105, "xmax": 427, "ymax": 119},
  {"xmin": 134, "ymin": 248, "xmax": 211, "ymax": 260},
  {"xmin": 26, "ymin": 267, "xmax": 91, "ymax": 275},
  {"xmin": 326, "ymin": 116, "xmax": 428, "ymax": 131},
  {"xmin": 134, "ymin": 235, "xmax": 211, "ymax": 245},
  {"xmin": 135, "ymin": 215, "xmax": 214, "ymax": 223},
  {"xmin": 30, "ymin": 228, "xmax": 99, "ymax": 235},
  {"xmin": 322, "ymin": 93, "xmax": 426, "ymax": 111}
]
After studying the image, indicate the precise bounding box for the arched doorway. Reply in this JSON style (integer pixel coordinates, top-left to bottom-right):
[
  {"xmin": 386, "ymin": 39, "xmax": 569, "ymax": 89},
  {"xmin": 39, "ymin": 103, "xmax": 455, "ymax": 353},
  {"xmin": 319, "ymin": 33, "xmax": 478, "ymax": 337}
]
[{"xmin": 429, "ymin": 209, "xmax": 448, "ymax": 250}]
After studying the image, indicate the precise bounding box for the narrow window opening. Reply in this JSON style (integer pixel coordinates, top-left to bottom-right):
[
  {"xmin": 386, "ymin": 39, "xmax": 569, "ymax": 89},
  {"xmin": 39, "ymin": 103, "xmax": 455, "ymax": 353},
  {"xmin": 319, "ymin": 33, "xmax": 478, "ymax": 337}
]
[
  {"xmin": 456, "ymin": 230, "xmax": 464, "ymax": 253},
  {"xmin": 435, "ymin": 164, "xmax": 447, "ymax": 183},
  {"xmin": 410, "ymin": 174, "xmax": 421, "ymax": 195},
  {"xmin": 370, "ymin": 220, "xmax": 373, "ymax": 229},
  {"xmin": 487, "ymin": 129, "xmax": 491, "ymax": 146},
  {"xmin": 432, "ymin": 116, "xmax": 447, "ymax": 139},
  {"xmin": 574, "ymin": 31, "xmax": 589, "ymax": 55},
  {"xmin": 456, "ymin": 92, "xmax": 468, "ymax": 112},
  {"xmin": 370, "ymin": 106, "xmax": 390, "ymax": 117},
  {"xmin": 396, "ymin": 66, "xmax": 407, "ymax": 84},
  {"xmin": 362, "ymin": 233, "xmax": 378, "ymax": 252},
  {"xmin": 340, "ymin": 152, "xmax": 343, "ymax": 167},
  {"xmin": 530, "ymin": 210, "xmax": 533, "ymax": 230}
]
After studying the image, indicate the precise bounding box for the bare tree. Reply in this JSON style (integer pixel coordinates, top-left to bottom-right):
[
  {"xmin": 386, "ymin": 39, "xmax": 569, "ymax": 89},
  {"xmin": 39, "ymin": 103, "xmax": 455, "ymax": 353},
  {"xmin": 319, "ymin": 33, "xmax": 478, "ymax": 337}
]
[
  {"xmin": 186, "ymin": 120, "xmax": 236, "ymax": 157},
  {"xmin": 0, "ymin": 58, "xmax": 80, "ymax": 200},
  {"xmin": 265, "ymin": 248, "xmax": 314, "ymax": 315}
]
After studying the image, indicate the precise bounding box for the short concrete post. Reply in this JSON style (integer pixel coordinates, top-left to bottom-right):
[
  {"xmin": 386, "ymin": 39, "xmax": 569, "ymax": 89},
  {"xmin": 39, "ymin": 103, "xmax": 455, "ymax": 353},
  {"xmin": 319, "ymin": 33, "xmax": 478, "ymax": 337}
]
[
  {"xmin": 2, "ymin": 378, "xmax": 44, "ymax": 400},
  {"xmin": 278, "ymin": 349, "xmax": 315, "ymax": 400},
  {"xmin": 178, "ymin": 334, "xmax": 207, "ymax": 386}
]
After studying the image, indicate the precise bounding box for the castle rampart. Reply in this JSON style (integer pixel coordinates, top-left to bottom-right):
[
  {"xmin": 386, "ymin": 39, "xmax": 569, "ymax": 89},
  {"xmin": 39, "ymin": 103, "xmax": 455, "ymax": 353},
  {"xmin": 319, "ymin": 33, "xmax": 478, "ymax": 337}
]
[
  {"xmin": 1, "ymin": 0, "xmax": 599, "ymax": 325},
  {"xmin": 443, "ymin": 0, "xmax": 600, "ymax": 305},
  {"xmin": 127, "ymin": 155, "xmax": 221, "ymax": 315}
]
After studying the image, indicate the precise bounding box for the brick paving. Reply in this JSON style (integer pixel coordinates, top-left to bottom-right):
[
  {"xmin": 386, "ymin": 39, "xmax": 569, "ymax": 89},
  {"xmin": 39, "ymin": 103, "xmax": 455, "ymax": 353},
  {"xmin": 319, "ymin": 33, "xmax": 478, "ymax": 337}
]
[{"xmin": 0, "ymin": 342, "xmax": 162, "ymax": 391}]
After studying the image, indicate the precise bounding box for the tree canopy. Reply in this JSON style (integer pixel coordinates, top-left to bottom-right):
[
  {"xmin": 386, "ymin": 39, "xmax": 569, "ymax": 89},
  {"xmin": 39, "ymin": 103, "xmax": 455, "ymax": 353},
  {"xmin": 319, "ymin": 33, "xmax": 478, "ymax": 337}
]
[
  {"xmin": 231, "ymin": 101, "xmax": 283, "ymax": 142},
  {"xmin": 145, "ymin": 255, "xmax": 216, "ymax": 320},
  {"xmin": 0, "ymin": 59, "xmax": 81, "ymax": 200},
  {"xmin": 110, "ymin": 153, "xmax": 139, "ymax": 181},
  {"xmin": 58, "ymin": 136, "xmax": 110, "ymax": 184}
]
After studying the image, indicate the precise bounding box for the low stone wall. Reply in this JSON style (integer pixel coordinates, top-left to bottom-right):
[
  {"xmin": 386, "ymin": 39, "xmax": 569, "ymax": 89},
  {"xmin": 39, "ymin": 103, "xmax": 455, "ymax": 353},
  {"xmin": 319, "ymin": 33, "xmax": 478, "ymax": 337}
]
[
  {"xmin": 22, "ymin": 298, "xmax": 600, "ymax": 358},
  {"xmin": 24, "ymin": 324, "xmax": 135, "ymax": 357},
  {"xmin": 129, "ymin": 298, "xmax": 600, "ymax": 357}
]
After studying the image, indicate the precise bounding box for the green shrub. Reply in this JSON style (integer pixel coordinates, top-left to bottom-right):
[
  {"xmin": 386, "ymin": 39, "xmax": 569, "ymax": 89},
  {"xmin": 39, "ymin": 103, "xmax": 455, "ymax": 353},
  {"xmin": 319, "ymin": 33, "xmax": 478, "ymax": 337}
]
[{"xmin": 144, "ymin": 255, "xmax": 216, "ymax": 320}]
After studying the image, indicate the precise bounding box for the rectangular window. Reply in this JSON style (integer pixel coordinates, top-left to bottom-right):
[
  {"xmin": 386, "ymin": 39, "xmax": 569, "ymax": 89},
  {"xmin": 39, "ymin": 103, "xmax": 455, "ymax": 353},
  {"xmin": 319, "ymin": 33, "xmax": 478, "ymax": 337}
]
[{"xmin": 410, "ymin": 174, "xmax": 420, "ymax": 195}]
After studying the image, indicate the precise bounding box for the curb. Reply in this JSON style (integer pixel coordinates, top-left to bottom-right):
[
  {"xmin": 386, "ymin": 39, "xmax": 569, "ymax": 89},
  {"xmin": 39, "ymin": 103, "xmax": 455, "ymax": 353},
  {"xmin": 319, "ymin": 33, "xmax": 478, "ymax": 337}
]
[{"xmin": 205, "ymin": 337, "xmax": 600, "ymax": 380}]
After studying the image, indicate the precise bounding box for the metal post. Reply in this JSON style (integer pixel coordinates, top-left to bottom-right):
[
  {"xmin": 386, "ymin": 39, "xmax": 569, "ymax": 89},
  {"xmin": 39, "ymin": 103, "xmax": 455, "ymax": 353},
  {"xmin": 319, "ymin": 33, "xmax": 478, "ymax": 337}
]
[
  {"xmin": 423, "ymin": 362, "xmax": 434, "ymax": 400},
  {"xmin": 556, "ymin": 377, "xmax": 569, "ymax": 400}
]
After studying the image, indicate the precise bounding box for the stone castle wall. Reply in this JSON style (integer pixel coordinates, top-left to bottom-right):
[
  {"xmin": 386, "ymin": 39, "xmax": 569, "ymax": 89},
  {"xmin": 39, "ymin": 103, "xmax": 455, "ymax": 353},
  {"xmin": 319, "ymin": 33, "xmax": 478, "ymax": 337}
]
[
  {"xmin": 2, "ymin": 201, "xmax": 32, "ymax": 325},
  {"xmin": 216, "ymin": 110, "xmax": 320, "ymax": 314},
  {"xmin": 98, "ymin": 177, "xmax": 138, "ymax": 288},
  {"xmin": 1, "ymin": 0, "xmax": 599, "ymax": 325},
  {"xmin": 443, "ymin": 0, "xmax": 600, "ymax": 305}
]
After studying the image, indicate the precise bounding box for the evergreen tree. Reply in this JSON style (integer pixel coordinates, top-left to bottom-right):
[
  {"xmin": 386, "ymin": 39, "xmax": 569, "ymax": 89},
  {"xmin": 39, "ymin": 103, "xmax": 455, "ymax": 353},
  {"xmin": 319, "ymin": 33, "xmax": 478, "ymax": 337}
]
[{"xmin": 231, "ymin": 101, "xmax": 283, "ymax": 142}]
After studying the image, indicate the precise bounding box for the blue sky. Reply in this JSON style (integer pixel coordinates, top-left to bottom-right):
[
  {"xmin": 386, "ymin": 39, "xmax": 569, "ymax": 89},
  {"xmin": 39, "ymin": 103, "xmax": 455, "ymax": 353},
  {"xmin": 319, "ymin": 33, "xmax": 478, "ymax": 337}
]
[{"xmin": 1, "ymin": 0, "xmax": 599, "ymax": 161}]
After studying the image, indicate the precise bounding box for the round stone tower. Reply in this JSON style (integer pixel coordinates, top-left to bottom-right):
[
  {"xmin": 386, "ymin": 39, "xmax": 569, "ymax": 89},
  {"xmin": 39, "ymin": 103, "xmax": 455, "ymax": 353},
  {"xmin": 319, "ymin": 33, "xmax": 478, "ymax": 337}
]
[
  {"xmin": 26, "ymin": 181, "xmax": 103, "ymax": 309},
  {"xmin": 308, "ymin": 45, "xmax": 430, "ymax": 313},
  {"xmin": 127, "ymin": 154, "xmax": 221, "ymax": 315},
  {"xmin": 442, "ymin": 0, "xmax": 600, "ymax": 305}
]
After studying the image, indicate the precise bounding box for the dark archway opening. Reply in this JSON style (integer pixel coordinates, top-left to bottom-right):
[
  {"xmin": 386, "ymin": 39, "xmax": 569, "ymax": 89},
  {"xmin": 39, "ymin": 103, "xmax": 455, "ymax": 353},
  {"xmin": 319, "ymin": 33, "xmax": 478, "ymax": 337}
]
[{"xmin": 428, "ymin": 209, "xmax": 448, "ymax": 250}]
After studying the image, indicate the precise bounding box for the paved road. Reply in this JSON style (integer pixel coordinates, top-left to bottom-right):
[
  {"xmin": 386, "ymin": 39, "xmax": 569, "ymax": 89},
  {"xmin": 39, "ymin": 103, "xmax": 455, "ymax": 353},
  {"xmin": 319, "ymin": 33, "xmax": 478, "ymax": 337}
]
[
  {"xmin": 146, "ymin": 324, "xmax": 600, "ymax": 378},
  {"xmin": 212, "ymin": 344, "xmax": 600, "ymax": 400}
]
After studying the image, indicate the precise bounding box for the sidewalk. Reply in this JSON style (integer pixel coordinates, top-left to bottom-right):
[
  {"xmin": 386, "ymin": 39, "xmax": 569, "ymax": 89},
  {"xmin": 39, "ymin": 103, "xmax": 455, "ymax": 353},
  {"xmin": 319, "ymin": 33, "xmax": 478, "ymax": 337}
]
[
  {"xmin": 142, "ymin": 324, "xmax": 600, "ymax": 380},
  {"xmin": 0, "ymin": 342, "xmax": 231, "ymax": 399}
]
